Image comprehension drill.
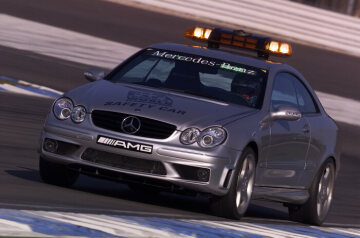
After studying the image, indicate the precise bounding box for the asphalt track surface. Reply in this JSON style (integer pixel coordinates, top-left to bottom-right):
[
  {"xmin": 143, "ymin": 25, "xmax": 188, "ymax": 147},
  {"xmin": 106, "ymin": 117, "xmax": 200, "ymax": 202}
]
[{"xmin": 0, "ymin": 0, "xmax": 359, "ymax": 228}]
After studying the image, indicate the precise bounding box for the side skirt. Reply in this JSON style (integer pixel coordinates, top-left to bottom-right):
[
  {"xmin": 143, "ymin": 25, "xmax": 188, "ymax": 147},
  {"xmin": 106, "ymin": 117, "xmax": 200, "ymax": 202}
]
[{"xmin": 252, "ymin": 186, "xmax": 309, "ymax": 204}]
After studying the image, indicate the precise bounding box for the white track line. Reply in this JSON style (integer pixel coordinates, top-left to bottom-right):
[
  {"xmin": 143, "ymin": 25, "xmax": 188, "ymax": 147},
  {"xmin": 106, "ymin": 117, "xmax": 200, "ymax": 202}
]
[
  {"xmin": 25, "ymin": 211, "xmax": 190, "ymax": 237},
  {"xmin": 0, "ymin": 218, "xmax": 32, "ymax": 232},
  {"xmin": 17, "ymin": 80, "xmax": 63, "ymax": 95},
  {"xmin": 321, "ymin": 227, "xmax": 360, "ymax": 237},
  {"xmin": 0, "ymin": 14, "xmax": 359, "ymax": 127},
  {"xmin": 0, "ymin": 218, "xmax": 48, "ymax": 237},
  {"xmin": 0, "ymin": 83, "xmax": 50, "ymax": 98},
  {"xmin": 0, "ymin": 209, "xmax": 356, "ymax": 238},
  {"xmin": 194, "ymin": 220, "xmax": 310, "ymax": 238},
  {"xmin": 0, "ymin": 77, "xmax": 63, "ymax": 99},
  {"xmin": 0, "ymin": 14, "xmax": 138, "ymax": 69},
  {"xmin": 317, "ymin": 91, "xmax": 360, "ymax": 127}
]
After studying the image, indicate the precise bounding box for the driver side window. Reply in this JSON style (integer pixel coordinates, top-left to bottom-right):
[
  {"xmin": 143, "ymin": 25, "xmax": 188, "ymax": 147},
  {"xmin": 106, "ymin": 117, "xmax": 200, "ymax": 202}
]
[{"xmin": 271, "ymin": 73, "xmax": 298, "ymax": 111}]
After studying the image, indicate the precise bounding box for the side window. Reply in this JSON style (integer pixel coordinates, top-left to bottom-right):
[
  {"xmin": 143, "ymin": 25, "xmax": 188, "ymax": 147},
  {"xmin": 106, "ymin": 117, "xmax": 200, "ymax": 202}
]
[
  {"xmin": 292, "ymin": 78, "xmax": 319, "ymax": 114},
  {"xmin": 271, "ymin": 73, "xmax": 298, "ymax": 111}
]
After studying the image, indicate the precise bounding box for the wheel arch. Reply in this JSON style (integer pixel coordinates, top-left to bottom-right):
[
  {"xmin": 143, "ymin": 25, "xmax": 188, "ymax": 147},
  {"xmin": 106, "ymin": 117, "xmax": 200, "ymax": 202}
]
[
  {"xmin": 323, "ymin": 155, "xmax": 338, "ymax": 178},
  {"xmin": 327, "ymin": 156, "xmax": 336, "ymax": 169},
  {"xmin": 320, "ymin": 154, "xmax": 338, "ymax": 177},
  {"xmin": 245, "ymin": 141, "xmax": 259, "ymax": 165}
]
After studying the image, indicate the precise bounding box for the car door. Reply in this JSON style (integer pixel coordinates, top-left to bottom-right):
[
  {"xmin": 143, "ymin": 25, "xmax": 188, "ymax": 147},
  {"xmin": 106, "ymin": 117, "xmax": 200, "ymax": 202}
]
[
  {"xmin": 264, "ymin": 73, "xmax": 311, "ymax": 187},
  {"xmin": 291, "ymin": 77, "xmax": 324, "ymax": 184}
]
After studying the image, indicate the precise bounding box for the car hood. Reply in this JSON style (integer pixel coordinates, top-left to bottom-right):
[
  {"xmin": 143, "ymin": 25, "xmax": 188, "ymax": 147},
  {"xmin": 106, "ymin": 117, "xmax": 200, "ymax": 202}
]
[{"xmin": 66, "ymin": 80, "xmax": 256, "ymax": 130}]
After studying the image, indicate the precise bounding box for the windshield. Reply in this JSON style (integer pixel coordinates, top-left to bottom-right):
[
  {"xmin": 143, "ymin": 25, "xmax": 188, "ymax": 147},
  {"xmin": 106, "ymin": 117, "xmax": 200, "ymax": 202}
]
[{"xmin": 108, "ymin": 48, "xmax": 268, "ymax": 108}]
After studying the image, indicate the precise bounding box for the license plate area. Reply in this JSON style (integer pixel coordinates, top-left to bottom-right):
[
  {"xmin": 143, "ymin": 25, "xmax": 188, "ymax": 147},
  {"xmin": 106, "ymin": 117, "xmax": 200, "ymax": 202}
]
[{"xmin": 97, "ymin": 135, "xmax": 153, "ymax": 154}]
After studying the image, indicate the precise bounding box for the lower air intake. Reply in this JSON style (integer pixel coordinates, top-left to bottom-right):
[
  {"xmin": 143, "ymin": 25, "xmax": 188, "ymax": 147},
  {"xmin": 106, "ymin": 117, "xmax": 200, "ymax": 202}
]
[{"xmin": 81, "ymin": 148, "xmax": 166, "ymax": 175}]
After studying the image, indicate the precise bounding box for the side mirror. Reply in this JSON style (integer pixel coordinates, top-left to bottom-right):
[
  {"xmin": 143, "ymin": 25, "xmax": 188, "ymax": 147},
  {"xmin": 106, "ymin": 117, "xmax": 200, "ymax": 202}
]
[
  {"xmin": 84, "ymin": 68, "xmax": 106, "ymax": 82},
  {"xmin": 271, "ymin": 105, "xmax": 302, "ymax": 121}
]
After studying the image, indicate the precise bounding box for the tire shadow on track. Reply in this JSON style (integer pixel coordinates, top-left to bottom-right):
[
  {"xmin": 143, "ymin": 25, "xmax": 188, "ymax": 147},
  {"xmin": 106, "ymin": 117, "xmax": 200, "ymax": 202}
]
[{"xmin": 5, "ymin": 167, "xmax": 41, "ymax": 182}]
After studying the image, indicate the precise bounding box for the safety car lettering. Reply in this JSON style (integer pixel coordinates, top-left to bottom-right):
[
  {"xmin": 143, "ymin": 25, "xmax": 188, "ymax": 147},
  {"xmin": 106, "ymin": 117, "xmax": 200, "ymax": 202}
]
[
  {"xmin": 104, "ymin": 101, "xmax": 186, "ymax": 115},
  {"xmin": 127, "ymin": 91, "xmax": 173, "ymax": 106}
]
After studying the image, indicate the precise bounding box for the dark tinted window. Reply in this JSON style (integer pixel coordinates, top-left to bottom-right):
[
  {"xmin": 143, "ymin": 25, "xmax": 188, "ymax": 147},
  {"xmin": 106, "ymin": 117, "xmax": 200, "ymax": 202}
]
[
  {"xmin": 271, "ymin": 73, "xmax": 298, "ymax": 110},
  {"xmin": 292, "ymin": 78, "xmax": 318, "ymax": 113},
  {"xmin": 271, "ymin": 72, "xmax": 318, "ymax": 113},
  {"xmin": 108, "ymin": 49, "xmax": 268, "ymax": 108}
]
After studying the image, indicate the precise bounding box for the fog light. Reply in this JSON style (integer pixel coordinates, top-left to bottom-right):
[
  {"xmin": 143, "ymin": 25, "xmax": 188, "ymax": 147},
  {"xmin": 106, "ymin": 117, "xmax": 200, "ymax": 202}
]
[
  {"xmin": 43, "ymin": 138, "xmax": 58, "ymax": 153},
  {"xmin": 197, "ymin": 168, "xmax": 210, "ymax": 182}
]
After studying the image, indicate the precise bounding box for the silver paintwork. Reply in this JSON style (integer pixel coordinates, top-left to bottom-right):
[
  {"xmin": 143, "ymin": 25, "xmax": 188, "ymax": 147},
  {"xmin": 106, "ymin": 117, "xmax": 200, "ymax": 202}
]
[{"xmin": 39, "ymin": 43, "xmax": 340, "ymax": 204}]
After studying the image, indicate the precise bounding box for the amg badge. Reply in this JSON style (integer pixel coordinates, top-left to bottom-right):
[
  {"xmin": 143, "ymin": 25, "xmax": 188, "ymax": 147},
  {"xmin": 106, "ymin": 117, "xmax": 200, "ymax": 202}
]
[{"xmin": 97, "ymin": 136, "xmax": 153, "ymax": 154}]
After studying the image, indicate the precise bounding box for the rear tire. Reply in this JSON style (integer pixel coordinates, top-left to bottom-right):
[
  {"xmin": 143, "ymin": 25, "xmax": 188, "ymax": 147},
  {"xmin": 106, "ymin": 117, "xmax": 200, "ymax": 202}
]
[
  {"xmin": 210, "ymin": 147, "xmax": 256, "ymax": 219},
  {"xmin": 39, "ymin": 157, "xmax": 79, "ymax": 187},
  {"xmin": 288, "ymin": 159, "xmax": 335, "ymax": 225}
]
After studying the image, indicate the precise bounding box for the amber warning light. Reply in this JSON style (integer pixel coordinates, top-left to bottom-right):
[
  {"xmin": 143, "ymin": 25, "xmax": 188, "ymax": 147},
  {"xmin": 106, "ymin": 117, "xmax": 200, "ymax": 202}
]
[
  {"xmin": 266, "ymin": 41, "xmax": 292, "ymax": 55},
  {"xmin": 184, "ymin": 26, "xmax": 292, "ymax": 59},
  {"xmin": 184, "ymin": 27, "xmax": 213, "ymax": 40}
]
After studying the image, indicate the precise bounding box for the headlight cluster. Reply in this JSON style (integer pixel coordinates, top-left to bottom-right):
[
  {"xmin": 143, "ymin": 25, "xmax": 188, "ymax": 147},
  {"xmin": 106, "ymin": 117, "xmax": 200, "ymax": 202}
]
[
  {"xmin": 53, "ymin": 98, "xmax": 86, "ymax": 123},
  {"xmin": 180, "ymin": 126, "xmax": 227, "ymax": 148}
]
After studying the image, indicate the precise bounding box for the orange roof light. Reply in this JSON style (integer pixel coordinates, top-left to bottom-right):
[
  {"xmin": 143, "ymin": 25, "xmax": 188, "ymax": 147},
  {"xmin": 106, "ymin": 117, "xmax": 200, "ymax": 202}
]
[
  {"xmin": 279, "ymin": 43, "xmax": 291, "ymax": 54},
  {"xmin": 184, "ymin": 26, "xmax": 292, "ymax": 59},
  {"xmin": 267, "ymin": 41, "xmax": 292, "ymax": 56},
  {"xmin": 184, "ymin": 26, "xmax": 213, "ymax": 41},
  {"xmin": 269, "ymin": 41, "xmax": 279, "ymax": 52}
]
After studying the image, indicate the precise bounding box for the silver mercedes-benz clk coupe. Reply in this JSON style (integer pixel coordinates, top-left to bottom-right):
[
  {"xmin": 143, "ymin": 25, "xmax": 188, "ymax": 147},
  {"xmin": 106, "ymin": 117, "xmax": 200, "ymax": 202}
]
[{"xmin": 38, "ymin": 27, "xmax": 340, "ymax": 225}]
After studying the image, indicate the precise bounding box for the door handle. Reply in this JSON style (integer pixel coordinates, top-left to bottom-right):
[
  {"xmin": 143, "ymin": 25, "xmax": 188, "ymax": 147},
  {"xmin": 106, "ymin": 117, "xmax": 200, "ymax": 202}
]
[{"xmin": 302, "ymin": 124, "xmax": 310, "ymax": 133}]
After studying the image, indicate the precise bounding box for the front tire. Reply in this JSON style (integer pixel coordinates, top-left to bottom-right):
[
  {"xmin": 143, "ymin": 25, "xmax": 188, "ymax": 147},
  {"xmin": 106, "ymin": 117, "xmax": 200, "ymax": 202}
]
[
  {"xmin": 39, "ymin": 157, "xmax": 79, "ymax": 187},
  {"xmin": 288, "ymin": 159, "xmax": 335, "ymax": 225},
  {"xmin": 210, "ymin": 147, "xmax": 256, "ymax": 219}
]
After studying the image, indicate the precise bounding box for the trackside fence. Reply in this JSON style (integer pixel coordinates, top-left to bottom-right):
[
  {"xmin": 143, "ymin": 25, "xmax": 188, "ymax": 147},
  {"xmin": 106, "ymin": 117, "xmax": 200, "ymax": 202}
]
[{"xmin": 126, "ymin": 0, "xmax": 360, "ymax": 56}]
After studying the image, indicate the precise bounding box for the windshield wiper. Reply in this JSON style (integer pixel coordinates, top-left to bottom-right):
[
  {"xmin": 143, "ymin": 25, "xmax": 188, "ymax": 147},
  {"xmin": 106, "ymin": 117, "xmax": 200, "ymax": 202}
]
[
  {"xmin": 182, "ymin": 90, "xmax": 223, "ymax": 101},
  {"xmin": 158, "ymin": 87, "xmax": 185, "ymax": 94},
  {"xmin": 159, "ymin": 87, "xmax": 224, "ymax": 102}
]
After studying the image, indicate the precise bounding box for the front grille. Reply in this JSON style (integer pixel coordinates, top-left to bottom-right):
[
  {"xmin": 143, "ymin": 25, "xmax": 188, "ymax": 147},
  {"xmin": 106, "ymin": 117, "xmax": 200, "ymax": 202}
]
[
  {"xmin": 81, "ymin": 148, "xmax": 166, "ymax": 175},
  {"xmin": 92, "ymin": 110, "xmax": 176, "ymax": 139}
]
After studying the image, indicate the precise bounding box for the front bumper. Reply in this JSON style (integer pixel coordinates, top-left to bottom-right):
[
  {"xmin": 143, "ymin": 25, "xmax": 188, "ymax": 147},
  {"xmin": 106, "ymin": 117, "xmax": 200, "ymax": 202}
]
[{"xmin": 38, "ymin": 123, "xmax": 242, "ymax": 196}]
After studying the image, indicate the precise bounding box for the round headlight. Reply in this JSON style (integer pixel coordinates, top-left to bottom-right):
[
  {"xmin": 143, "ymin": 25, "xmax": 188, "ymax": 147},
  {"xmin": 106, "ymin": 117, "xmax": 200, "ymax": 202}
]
[
  {"xmin": 180, "ymin": 128, "xmax": 200, "ymax": 145},
  {"xmin": 71, "ymin": 106, "xmax": 86, "ymax": 123},
  {"xmin": 198, "ymin": 127, "xmax": 227, "ymax": 148},
  {"xmin": 53, "ymin": 98, "xmax": 73, "ymax": 120}
]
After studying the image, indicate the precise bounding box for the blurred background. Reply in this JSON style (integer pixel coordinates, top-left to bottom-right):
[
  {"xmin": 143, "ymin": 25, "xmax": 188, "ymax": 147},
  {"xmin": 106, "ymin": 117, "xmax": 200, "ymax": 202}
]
[{"xmin": 291, "ymin": 0, "xmax": 360, "ymax": 16}]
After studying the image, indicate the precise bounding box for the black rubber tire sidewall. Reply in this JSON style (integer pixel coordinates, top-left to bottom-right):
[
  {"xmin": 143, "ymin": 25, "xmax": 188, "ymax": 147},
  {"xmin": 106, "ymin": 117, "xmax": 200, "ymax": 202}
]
[
  {"xmin": 210, "ymin": 147, "xmax": 256, "ymax": 219},
  {"xmin": 289, "ymin": 159, "xmax": 335, "ymax": 226}
]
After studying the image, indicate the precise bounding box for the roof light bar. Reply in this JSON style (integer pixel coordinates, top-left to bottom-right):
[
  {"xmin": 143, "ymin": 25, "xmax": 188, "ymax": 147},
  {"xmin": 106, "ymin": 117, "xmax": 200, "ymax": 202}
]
[
  {"xmin": 184, "ymin": 26, "xmax": 292, "ymax": 59},
  {"xmin": 266, "ymin": 40, "xmax": 291, "ymax": 55},
  {"xmin": 184, "ymin": 26, "xmax": 213, "ymax": 41}
]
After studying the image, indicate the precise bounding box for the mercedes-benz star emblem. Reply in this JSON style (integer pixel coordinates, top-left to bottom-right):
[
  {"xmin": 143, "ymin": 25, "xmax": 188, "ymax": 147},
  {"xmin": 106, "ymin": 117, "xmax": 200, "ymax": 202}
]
[{"xmin": 121, "ymin": 116, "xmax": 141, "ymax": 134}]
